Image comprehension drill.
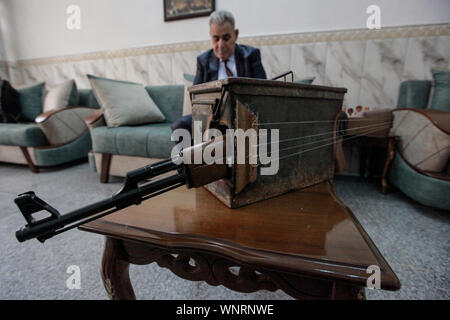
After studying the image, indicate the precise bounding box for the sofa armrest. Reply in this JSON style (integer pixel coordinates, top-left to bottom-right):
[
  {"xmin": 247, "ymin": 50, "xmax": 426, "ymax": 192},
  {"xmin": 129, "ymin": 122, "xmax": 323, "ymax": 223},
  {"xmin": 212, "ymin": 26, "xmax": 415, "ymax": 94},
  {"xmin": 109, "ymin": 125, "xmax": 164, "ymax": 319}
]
[
  {"xmin": 36, "ymin": 106, "xmax": 96, "ymax": 145},
  {"xmin": 85, "ymin": 109, "xmax": 106, "ymax": 129}
]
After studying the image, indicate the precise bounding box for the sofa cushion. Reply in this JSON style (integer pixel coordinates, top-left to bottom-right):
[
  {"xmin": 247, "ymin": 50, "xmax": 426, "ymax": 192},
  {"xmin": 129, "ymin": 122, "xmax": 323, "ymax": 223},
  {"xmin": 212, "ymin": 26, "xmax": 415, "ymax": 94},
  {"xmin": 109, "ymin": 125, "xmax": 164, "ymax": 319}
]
[
  {"xmin": 88, "ymin": 74, "xmax": 165, "ymax": 128},
  {"xmin": 295, "ymin": 77, "xmax": 315, "ymax": 85},
  {"xmin": 91, "ymin": 123, "xmax": 174, "ymax": 159},
  {"xmin": 78, "ymin": 89, "xmax": 101, "ymax": 108},
  {"xmin": 146, "ymin": 85, "xmax": 184, "ymax": 123},
  {"xmin": 18, "ymin": 82, "xmax": 46, "ymax": 122},
  {"xmin": 396, "ymin": 80, "xmax": 432, "ymax": 109},
  {"xmin": 430, "ymin": 70, "xmax": 450, "ymax": 113},
  {"xmin": 388, "ymin": 151, "xmax": 450, "ymax": 210},
  {"xmin": 43, "ymin": 79, "xmax": 79, "ymax": 113},
  {"xmin": 0, "ymin": 123, "xmax": 48, "ymax": 147},
  {"xmin": 33, "ymin": 130, "xmax": 92, "ymax": 167}
]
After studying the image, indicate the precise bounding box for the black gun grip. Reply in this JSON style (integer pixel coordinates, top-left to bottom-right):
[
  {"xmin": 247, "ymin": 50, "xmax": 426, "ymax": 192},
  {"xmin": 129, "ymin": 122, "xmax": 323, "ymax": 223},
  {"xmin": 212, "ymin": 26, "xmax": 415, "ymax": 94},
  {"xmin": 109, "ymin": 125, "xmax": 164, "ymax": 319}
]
[{"xmin": 14, "ymin": 192, "xmax": 61, "ymax": 227}]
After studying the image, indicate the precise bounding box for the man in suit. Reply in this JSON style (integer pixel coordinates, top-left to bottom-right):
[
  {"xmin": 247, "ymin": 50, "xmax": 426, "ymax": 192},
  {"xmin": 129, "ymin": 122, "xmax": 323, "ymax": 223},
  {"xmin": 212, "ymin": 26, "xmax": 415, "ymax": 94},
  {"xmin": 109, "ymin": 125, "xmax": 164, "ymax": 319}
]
[{"xmin": 171, "ymin": 10, "xmax": 267, "ymax": 136}]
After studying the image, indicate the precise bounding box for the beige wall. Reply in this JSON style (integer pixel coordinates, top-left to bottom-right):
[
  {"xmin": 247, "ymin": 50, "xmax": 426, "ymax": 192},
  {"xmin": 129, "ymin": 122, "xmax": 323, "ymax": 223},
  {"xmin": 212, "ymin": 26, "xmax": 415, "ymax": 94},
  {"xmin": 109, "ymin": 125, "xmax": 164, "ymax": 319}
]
[{"xmin": 1, "ymin": 0, "xmax": 449, "ymax": 61}]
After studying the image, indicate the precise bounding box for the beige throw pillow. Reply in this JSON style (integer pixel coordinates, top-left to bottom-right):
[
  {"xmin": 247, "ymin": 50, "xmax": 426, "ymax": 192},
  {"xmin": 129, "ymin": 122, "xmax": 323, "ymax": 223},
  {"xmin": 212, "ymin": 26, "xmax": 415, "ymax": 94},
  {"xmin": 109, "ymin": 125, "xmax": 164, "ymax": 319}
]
[
  {"xmin": 88, "ymin": 75, "xmax": 165, "ymax": 128},
  {"xmin": 43, "ymin": 79, "xmax": 79, "ymax": 113}
]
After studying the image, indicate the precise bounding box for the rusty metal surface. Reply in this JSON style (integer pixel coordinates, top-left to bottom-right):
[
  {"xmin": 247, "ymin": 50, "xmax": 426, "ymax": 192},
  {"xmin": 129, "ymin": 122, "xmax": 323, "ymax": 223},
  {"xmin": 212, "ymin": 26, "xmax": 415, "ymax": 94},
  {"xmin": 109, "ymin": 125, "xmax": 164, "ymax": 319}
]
[{"xmin": 191, "ymin": 78, "xmax": 347, "ymax": 209}]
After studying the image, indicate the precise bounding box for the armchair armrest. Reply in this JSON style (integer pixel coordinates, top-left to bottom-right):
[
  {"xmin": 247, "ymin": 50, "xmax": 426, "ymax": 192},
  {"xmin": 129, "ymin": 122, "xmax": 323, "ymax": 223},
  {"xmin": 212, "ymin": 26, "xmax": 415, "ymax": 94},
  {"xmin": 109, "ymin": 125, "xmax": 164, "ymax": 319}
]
[
  {"xmin": 36, "ymin": 106, "xmax": 96, "ymax": 145},
  {"xmin": 391, "ymin": 108, "xmax": 450, "ymax": 173},
  {"xmin": 85, "ymin": 109, "xmax": 106, "ymax": 129},
  {"xmin": 394, "ymin": 108, "xmax": 450, "ymax": 134}
]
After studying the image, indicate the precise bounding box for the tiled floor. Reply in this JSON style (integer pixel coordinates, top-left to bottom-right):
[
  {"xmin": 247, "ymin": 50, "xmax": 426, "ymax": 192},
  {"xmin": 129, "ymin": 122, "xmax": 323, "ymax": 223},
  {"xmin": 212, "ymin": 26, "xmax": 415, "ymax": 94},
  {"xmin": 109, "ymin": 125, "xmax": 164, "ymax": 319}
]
[{"xmin": 0, "ymin": 162, "xmax": 448, "ymax": 300}]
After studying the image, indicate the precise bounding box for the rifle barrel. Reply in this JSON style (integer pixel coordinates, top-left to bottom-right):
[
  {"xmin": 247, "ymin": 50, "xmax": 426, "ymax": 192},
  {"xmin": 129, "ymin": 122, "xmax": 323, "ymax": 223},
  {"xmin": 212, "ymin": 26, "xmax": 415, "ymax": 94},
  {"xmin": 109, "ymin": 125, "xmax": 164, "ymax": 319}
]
[{"xmin": 15, "ymin": 173, "xmax": 186, "ymax": 243}]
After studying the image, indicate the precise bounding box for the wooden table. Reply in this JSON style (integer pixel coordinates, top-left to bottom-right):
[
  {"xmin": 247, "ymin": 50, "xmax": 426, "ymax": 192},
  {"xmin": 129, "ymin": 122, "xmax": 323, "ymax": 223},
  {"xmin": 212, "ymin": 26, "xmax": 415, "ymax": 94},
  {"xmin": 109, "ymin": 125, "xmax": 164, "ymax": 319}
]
[{"xmin": 79, "ymin": 181, "xmax": 400, "ymax": 300}]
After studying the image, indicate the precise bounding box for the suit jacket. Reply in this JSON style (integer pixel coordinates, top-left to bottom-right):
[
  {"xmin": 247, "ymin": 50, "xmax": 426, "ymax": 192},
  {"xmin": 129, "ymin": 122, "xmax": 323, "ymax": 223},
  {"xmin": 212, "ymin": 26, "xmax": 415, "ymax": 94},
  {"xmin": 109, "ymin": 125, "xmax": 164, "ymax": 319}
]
[{"xmin": 193, "ymin": 44, "xmax": 267, "ymax": 85}]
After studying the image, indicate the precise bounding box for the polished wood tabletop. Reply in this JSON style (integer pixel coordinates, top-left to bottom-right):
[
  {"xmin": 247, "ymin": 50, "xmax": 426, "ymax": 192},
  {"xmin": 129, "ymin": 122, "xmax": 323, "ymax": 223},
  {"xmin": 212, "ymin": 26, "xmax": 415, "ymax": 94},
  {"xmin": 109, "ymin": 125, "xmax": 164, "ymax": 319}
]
[{"xmin": 80, "ymin": 181, "xmax": 400, "ymax": 291}]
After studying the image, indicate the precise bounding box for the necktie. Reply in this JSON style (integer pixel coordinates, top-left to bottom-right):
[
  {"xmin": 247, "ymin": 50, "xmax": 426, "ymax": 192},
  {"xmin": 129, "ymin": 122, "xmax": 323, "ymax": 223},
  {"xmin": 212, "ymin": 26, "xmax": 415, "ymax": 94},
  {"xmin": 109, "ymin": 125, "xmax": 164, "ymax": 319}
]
[{"xmin": 224, "ymin": 60, "xmax": 233, "ymax": 77}]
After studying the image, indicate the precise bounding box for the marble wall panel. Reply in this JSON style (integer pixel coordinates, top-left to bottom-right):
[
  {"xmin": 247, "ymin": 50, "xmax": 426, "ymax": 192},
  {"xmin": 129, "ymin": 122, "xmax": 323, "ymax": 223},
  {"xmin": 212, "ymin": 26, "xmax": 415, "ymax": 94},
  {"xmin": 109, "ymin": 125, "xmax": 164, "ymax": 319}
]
[
  {"xmin": 69, "ymin": 60, "xmax": 94, "ymax": 89},
  {"xmin": 85, "ymin": 59, "xmax": 108, "ymax": 79},
  {"xmin": 359, "ymin": 38, "xmax": 408, "ymax": 109},
  {"xmin": 8, "ymin": 29, "xmax": 450, "ymax": 111},
  {"xmin": 290, "ymin": 42, "xmax": 327, "ymax": 85},
  {"xmin": 124, "ymin": 55, "xmax": 152, "ymax": 86},
  {"xmin": 102, "ymin": 57, "xmax": 128, "ymax": 82},
  {"xmin": 38, "ymin": 63, "xmax": 72, "ymax": 88},
  {"xmin": 8, "ymin": 65, "xmax": 23, "ymax": 85},
  {"xmin": 147, "ymin": 53, "xmax": 173, "ymax": 85},
  {"xmin": 324, "ymin": 41, "xmax": 366, "ymax": 110},
  {"xmin": 402, "ymin": 36, "xmax": 450, "ymax": 81},
  {"xmin": 21, "ymin": 65, "xmax": 44, "ymax": 85},
  {"xmin": 171, "ymin": 50, "xmax": 201, "ymax": 84},
  {"xmin": 260, "ymin": 45, "xmax": 292, "ymax": 79}
]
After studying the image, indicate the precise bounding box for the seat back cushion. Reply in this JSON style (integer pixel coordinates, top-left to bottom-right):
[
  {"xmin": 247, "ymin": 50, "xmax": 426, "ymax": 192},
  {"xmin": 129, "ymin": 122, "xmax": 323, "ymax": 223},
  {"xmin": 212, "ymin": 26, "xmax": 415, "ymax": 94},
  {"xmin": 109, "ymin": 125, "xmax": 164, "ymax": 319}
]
[
  {"xmin": 17, "ymin": 82, "xmax": 46, "ymax": 122},
  {"xmin": 430, "ymin": 70, "xmax": 450, "ymax": 113},
  {"xmin": 145, "ymin": 85, "xmax": 184, "ymax": 123},
  {"xmin": 396, "ymin": 80, "xmax": 432, "ymax": 109},
  {"xmin": 78, "ymin": 89, "xmax": 101, "ymax": 109}
]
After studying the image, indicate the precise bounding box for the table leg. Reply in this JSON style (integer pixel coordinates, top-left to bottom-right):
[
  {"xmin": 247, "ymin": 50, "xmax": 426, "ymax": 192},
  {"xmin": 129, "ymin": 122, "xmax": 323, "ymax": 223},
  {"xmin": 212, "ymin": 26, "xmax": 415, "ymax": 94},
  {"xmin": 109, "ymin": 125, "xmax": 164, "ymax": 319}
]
[
  {"xmin": 381, "ymin": 137, "xmax": 396, "ymax": 194},
  {"xmin": 101, "ymin": 237, "xmax": 136, "ymax": 300},
  {"xmin": 359, "ymin": 146, "xmax": 369, "ymax": 178},
  {"xmin": 331, "ymin": 281, "xmax": 365, "ymax": 300}
]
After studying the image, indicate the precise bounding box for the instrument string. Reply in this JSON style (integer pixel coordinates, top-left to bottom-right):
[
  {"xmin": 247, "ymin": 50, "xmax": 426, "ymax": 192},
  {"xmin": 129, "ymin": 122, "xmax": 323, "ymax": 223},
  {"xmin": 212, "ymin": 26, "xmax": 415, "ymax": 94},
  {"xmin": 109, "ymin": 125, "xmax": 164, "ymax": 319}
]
[
  {"xmin": 247, "ymin": 125, "xmax": 391, "ymax": 164},
  {"xmin": 255, "ymin": 121, "xmax": 392, "ymax": 146},
  {"xmin": 257, "ymin": 118, "xmax": 392, "ymax": 126},
  {"xmin": 256, "ymin": 124, "xmax": 391, "ymax": 158}
]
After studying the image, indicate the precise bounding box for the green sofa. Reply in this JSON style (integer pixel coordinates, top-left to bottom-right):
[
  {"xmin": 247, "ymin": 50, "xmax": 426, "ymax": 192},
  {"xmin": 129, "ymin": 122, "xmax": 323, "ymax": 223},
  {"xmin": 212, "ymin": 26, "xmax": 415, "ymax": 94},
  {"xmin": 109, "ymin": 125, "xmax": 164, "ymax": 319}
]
[
  {"xmin": 0, "ymin": 86, "xmax": 98, "ymax": 172},
  {"xmin": 388, "ymin": 78, "xmax": 450, "ymax": 211},
  {"xmin": 84, "ymin": 85, "xmax": 184, "ymax": 182}
]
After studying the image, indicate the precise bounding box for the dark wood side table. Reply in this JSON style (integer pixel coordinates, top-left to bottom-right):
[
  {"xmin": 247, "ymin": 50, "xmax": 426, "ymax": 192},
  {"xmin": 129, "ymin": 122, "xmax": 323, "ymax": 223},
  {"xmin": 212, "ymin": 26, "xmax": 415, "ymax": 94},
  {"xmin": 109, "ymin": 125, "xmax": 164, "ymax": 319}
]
[
  {"xmin": 347, "ymin": 135, "xmax": 397, "ymax": 194},
  {"xmin": 79, "ymin": 181, "xmax": 400, "ymax": 300}
]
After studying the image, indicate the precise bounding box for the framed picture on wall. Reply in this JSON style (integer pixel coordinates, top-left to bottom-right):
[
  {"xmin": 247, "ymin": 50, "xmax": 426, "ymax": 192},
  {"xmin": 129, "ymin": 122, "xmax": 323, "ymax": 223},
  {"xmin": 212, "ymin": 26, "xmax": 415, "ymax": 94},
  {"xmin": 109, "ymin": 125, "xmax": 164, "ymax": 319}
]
[{"xmin": 164, "ymin": 0, "xmax": 215, "ymax": 22}]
